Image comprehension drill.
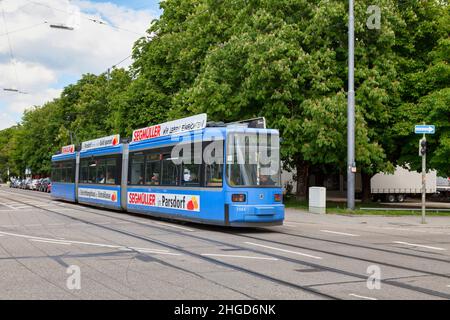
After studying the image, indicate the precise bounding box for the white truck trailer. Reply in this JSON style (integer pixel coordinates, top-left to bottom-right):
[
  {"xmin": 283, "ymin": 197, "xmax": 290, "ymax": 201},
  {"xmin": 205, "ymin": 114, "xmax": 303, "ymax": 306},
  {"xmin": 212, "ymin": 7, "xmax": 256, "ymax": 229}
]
[{"xmin": 371, "ymin": 166, "xmax": 437, "ymax": 202}]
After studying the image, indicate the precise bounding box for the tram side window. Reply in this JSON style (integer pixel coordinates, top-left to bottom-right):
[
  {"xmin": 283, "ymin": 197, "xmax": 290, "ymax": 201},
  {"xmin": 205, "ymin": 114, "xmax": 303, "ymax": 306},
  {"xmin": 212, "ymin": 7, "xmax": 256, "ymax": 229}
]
[
  {"xmin": 80, "ymin": 156, "xmax": 120, "ymax": 185},
  {"xmin": 60, "ymin": 166, "xmax": 67, "ymax": 182},
  {"xmin": 182, "ymin": 163, "xmax": 201, "ymax": 186},
  {"xmin": 80, "ymin": 161, "xmax": 88, "ymax": 183},
  {"xmin": 161, "ymin": 153, "xmax": 180, "ymax": 186},
  {"xmin": 130, "ymin": 153, "xmax": 144, "ymax": 185},
  {"xmin": 96, "ymin": 159, "xmax": 106, "ymax": 184},
  {"xmin": 205, "ymin": 163, "xmax": 223, "ymax": 187},
  {"xmin": 145, "ymin": 152, "xmax": 160, "ymax": 186},
  {"xmin": 68, "ymin": 163, "xmax": 75, "ymax": 183},
  {"xmin": 51, "ymin": 164, "xmax": 60, "ymax": 182},
  {"xmin": 51, "ymin": 161, "xmax": 74, "ymax": 183},
  {"xmin": 204, "ymin": 141, "xmax": 223, "ymax": 187},
  {"xmin": 106, "ymin": 159, "xmax": 116, "ymax": 184},
  {"xmin": 88, "ymin": 160, "xmax": 97, "ymax": 183}
]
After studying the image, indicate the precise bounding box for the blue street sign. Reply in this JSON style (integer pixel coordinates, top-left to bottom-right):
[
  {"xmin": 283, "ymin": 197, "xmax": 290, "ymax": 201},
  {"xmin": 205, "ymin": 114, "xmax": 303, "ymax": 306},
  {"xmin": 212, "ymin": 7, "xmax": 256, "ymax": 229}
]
[{"xmin": 415, "ymin": 125, "xmax": 435, "ymax": 134}]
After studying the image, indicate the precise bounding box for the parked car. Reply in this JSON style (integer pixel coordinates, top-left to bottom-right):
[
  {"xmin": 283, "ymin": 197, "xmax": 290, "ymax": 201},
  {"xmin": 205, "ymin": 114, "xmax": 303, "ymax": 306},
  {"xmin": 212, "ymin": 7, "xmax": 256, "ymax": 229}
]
[
  {"xmin": 40, "ymin": 178, "xmax": 51, "ymax": 192},
  {"xmin": 24, "ymin": 178, "xmax": 32, "ymax": 190},
  {"xmin": 30, "ymin": 179, "xmax": 39, "ymax": 190},
  {"xmin": 9, "ymin": 179, "xmax": 16, "ymax": 188},
  {"xmin": 19, "ymin": 179, "xmax": 28, "ymax": 189},
  {"xmin": 35, "ymin": 178, "xmax": 44, "ymax": 191}
]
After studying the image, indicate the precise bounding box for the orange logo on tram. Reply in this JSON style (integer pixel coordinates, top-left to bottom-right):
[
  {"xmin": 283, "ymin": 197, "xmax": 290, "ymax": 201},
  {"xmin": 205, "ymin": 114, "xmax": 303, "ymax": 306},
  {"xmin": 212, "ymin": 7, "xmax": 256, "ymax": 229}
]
[{"xmin": 187, "ymin": 197, "xmax": 199, "ymax": 211}]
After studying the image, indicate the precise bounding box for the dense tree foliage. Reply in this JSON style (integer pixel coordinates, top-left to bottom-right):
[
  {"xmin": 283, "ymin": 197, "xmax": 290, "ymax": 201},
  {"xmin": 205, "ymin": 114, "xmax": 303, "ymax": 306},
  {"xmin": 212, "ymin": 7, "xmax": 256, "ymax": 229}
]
[{"xmin": 0, "ymin": 0, "xmax": 448, "ymax": 198}]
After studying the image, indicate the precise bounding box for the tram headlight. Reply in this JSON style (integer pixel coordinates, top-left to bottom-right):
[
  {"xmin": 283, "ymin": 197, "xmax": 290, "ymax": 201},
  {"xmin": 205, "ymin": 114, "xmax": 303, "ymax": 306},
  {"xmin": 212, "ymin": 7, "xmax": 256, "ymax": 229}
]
[
  {"xmin": 232, "ymin": 194, "xmax": 246, "ymax": 202},
  {"xmin": 274, "ymin": 194, "xmax": 282, "ymax": 202}
]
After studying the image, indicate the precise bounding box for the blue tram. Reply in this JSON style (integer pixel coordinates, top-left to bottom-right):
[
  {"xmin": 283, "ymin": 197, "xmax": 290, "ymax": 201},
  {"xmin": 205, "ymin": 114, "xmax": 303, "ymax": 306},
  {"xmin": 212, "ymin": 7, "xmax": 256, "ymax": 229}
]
[{"xmin": 51, "ymin": 115, "xmax": 284, "ymax": 227}]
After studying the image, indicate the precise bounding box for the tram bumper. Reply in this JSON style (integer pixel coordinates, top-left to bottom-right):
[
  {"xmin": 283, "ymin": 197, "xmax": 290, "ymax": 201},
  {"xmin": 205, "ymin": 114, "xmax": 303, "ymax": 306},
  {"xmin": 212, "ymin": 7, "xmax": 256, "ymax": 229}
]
[{"xmin": 228, "ymin": 204, "xmax": 284, "ymax": 225}]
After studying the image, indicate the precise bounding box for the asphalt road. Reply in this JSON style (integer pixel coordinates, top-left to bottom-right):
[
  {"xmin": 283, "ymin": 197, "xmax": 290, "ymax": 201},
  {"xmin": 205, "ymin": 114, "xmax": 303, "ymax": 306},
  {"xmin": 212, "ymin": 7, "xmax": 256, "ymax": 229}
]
[{"xmin": 0, "ymin": 186, "xmax": 449, "ymax": 300}]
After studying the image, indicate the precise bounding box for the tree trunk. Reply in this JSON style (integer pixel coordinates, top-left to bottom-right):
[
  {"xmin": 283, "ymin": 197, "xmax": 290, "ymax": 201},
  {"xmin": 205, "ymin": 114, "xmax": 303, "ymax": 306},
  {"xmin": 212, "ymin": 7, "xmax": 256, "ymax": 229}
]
[
  {"xmin": 361, "ymin": 171, "xmax": 372, "ymax": 203},
  {"xmin": 315, "ymin": 170, "xmax": 324, "ymax": 187},
  {"xmin": 296, "ymin": 160, "xmax": 309, "ymax": 200}
]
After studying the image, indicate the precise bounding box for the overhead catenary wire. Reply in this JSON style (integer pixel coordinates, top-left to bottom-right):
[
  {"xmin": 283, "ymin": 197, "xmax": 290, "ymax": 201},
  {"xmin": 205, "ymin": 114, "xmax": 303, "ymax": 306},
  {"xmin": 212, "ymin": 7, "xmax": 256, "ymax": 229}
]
[
  {"xmin": 25, "ymin": 0, "xmax": 147, "ymax": 36},
  {"xmin": 0, "ymin": 20, "xmax": 48, "ymax": 37},
  {"xmin": 1, "ymin": 0, "xmax": 22, "ymax": 93},
  {"xmin": 105, "ymin": 54, "xmax": 132, "ymax": 80},
  {"xmin": 0, "ymin": 0, "xmax": 152, "ymax": 96},
  {"xmin": 111, "ymin": 54, "xmax": 132, "ymax": 69}
]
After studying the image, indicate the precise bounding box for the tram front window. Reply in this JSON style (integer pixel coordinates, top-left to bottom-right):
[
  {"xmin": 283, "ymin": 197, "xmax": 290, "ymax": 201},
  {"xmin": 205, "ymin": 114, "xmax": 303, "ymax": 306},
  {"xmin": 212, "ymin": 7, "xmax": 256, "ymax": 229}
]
[{"xmin": 226, "ymin": 132, "xmax": 280, "ymax": 187}]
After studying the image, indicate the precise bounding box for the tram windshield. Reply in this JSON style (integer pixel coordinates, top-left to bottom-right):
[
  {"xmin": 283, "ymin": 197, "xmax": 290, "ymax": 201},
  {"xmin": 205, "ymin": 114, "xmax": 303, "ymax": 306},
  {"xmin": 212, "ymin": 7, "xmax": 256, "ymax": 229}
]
[{"xmin": 226, "ymin": 132, "xmax": 281, "ymax": 187}]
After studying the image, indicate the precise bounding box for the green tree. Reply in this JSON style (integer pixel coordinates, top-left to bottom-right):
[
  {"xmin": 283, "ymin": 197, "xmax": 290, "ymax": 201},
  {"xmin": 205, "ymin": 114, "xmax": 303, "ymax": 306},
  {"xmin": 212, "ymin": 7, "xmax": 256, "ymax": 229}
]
[
  {"xmin": 392, "ymin": 2, "xmax": 449, "ymax": 176},
  {"xmin": 169, "ymin": 0, "xmax": 400, "ymax": 197}
]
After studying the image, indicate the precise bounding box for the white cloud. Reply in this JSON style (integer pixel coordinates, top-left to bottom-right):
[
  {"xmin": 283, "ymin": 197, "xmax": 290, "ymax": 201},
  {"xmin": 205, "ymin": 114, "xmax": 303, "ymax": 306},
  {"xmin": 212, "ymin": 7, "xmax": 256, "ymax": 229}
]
[
  {"xmin": 0, "ymin": 60, "xmax": 57, "ymax": 90},
  {"xmin": 0, "ymin": 0, "xmax": 155, "ymax": 129},
  {"xmin": 0, "ymin": 87, "xmax": 63, "ymax": 130},
  {"xmin": 0, "ymin": 111, "xmax": 17, "ymax": 130}
]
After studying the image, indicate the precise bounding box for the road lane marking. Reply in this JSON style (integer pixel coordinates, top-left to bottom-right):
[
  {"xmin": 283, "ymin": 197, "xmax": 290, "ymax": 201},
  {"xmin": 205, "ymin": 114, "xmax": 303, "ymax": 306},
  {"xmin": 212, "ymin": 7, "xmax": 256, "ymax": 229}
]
[
  {"xmin": 368, "ymin": 226, "xmax": 450, "ymax": 235},
  {"xmin": 3, "ymin": 203, "xmax": 17, "ymax": 210},
  {"xmin": 129, "ymin": 246, "xmax": 169, "ymax": 252},
  {"xmin": 393, "ymin": 241, "xmax": 446, "ymax": 251},
  {"xmin": 283, "ymin": 221, "xmax": 304, "ymax": 225},
  {"xmin": 349, "ymin": 293, "xmax": 377, "ymax": 300},
  {"xmin": 201, "ymin": 253, "xmax": 278, "ymax": 261},
  {"xmin": 134, "ymin": 249, "xmax": 182, "ymax": 256},
  {"xmin": 154, "ymin": 221, "xmax": 194, "ymax": 232},
  {"xmin": 320, "ymin": 230, "xmax": 359, "ymax": 237},
  {"xmin": 381, "ymin": 227, "xmax": 428, "ymax": 233},
  {"xmin": 31, "ymin": 239, "xmax": 72, "ymax": 245},
  {"xmin": 0, "ymin": 202, "xmax": 19, "ymax": 210},
  {"xmin": 282, "ymin": 223, "xmax": 297, "ymax": 227},
  {"xmin": 0, "ymin": 230, "xmax": 177, "ymax": 255},
  {"xmin": 244, "ymin": 242, "xmax": 323, "ymax": 260},
  {"xmin": 25, "ymin": 224, "xmax": 42, "ymax": 227}
]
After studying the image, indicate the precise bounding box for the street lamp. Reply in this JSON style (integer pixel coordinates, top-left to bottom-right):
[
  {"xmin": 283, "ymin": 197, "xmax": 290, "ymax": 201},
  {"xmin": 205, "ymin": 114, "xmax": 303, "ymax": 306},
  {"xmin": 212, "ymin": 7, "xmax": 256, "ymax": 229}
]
[
  {"xmin": 49, "ymin": 24, "xmax": 74, "ymax": 31},
  {"xmin": 3, "ymin": 88, "xmax": 28, "ymax": 94}
]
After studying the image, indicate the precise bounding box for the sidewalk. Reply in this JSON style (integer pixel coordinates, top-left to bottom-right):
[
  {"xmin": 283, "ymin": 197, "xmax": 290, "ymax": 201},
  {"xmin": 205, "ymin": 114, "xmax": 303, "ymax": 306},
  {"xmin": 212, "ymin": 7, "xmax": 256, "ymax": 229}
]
[{"xmin": 286, "ymin": 207, "xmax": 450, "ymax": 231}]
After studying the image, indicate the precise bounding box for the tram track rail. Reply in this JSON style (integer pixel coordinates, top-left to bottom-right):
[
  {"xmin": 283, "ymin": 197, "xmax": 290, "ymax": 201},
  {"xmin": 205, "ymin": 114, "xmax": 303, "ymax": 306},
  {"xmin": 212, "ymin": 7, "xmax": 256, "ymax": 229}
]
[
  {"xmin": 0, "ymin": 189, "xmax": 338, "ymax": 300},
  {"xmin": 1, "ymin": 188, "xmax": 450, "ymax": 299}
]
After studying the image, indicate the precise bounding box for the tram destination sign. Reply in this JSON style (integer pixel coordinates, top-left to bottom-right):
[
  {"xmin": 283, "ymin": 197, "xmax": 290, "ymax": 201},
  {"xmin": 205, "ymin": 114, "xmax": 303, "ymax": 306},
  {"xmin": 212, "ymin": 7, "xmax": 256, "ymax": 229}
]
[
  {"xmin": 61, "ymin": 144, "xmax": 75, "ymax": 154},
  {"xmin": 132, "ymin": 114, "xmax": 207, "ymax": 143},
  {"xmin": 81, "ymin": 134, "xmax": 120, "ymax": 151}
]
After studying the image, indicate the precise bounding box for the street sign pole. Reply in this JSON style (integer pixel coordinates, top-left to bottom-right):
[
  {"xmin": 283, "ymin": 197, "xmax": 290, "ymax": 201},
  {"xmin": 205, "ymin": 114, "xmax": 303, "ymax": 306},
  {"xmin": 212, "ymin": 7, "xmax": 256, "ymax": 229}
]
[
  {"xmin": 421, "ymin": 134, "xmax": 426, "ymax": 224},
  {"xmin": 415, "ymin": 124, "xmax": 434, "ymax": 224}
]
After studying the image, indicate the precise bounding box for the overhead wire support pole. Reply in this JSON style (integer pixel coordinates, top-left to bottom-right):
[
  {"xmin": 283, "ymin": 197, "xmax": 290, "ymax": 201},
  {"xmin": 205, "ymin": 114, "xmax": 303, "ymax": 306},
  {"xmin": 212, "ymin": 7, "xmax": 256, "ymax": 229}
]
[
  {"xmin": 421, "ymin": 133, "xmax": 426, "ymax": 224},
  {"xmin": 347, "ymin": 0, "xmax": 356, "ymax": 210}
]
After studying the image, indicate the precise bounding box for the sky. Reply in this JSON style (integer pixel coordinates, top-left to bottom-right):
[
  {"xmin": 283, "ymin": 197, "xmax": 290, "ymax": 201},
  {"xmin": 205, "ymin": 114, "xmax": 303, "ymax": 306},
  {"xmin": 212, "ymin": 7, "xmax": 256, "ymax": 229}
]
[{"xmin": 0, "ymin": 0, "xmax": 162, "ymax": 130}]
